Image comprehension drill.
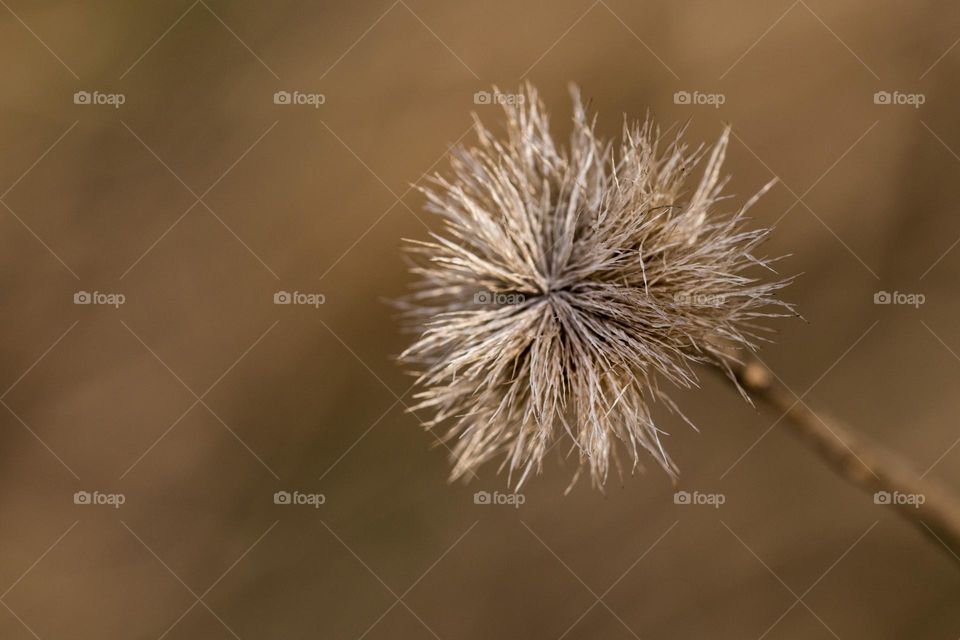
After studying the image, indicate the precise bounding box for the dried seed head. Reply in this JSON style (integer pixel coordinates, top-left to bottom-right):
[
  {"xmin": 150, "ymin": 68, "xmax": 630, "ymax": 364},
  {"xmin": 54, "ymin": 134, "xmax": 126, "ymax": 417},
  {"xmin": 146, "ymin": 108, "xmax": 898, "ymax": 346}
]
[{"xmin": 399, "ymin": 84, "xmax": 792, "ymax": 489}]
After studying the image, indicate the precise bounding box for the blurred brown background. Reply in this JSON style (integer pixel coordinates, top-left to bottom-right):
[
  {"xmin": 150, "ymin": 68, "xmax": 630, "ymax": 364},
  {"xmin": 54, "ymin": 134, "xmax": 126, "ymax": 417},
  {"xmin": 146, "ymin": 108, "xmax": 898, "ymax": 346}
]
[{"xmin": 0, "ymin": 1, "xmax": 958, "ymax": 638}]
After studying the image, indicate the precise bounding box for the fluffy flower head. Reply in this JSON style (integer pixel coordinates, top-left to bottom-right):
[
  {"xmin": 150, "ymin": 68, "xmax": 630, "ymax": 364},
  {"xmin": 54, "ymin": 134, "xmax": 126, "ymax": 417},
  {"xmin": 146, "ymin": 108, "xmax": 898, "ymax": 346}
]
[{"xmin": 400, "ymin": 84, "xmax": 790, "ymax": 488}]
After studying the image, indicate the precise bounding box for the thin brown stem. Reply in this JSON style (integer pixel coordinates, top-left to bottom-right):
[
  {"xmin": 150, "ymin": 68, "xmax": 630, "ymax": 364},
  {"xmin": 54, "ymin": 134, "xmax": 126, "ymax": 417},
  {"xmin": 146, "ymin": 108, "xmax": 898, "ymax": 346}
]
[{"xmin": 721, "ymin": 352, "xmax": 960, "ymax": 566}]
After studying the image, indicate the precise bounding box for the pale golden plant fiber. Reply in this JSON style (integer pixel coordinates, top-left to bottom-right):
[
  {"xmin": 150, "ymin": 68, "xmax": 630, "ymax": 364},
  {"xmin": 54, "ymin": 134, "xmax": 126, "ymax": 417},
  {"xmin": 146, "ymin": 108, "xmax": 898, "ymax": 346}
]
[{"xmin": 399, "ymin": 84, "xmax": 792, "ymax": 488}]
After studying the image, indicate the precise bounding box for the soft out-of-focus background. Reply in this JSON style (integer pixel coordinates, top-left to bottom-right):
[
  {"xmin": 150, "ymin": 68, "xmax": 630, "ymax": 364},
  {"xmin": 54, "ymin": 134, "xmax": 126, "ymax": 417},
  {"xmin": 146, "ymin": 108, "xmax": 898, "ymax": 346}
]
[{"xmin": 0, "ymin": 1, "xmax": 958, "ymax": 638}]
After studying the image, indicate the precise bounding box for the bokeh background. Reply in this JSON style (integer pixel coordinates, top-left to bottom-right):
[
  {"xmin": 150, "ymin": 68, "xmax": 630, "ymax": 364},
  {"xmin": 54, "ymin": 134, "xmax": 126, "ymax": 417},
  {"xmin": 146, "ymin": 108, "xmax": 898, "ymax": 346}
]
[{"xmin": 1, "ymin": 1, "xmax": 959, "ymax": 638}]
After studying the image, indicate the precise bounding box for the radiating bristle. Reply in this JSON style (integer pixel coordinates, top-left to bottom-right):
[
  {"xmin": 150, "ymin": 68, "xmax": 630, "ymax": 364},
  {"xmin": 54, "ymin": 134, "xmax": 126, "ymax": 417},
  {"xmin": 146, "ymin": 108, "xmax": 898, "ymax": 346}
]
[{"xmin": 399, "ymin": 84, "xmax": 792, "ymax": 489}]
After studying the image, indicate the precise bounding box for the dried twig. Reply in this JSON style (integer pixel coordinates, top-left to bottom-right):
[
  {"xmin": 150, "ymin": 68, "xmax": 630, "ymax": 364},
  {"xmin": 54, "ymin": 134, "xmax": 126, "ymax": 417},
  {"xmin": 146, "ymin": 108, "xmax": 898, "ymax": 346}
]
[{"xmin": 722, "ymin": 351, "xmax": 960, "ymax": 564}]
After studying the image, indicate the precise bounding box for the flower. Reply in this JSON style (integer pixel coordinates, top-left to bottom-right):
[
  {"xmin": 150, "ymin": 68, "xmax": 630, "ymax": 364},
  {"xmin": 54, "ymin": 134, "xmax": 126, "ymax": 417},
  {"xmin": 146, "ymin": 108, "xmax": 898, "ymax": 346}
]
[{"xmin": 399, "ymin": 84, "xmax": 792, "ymax": 488}]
